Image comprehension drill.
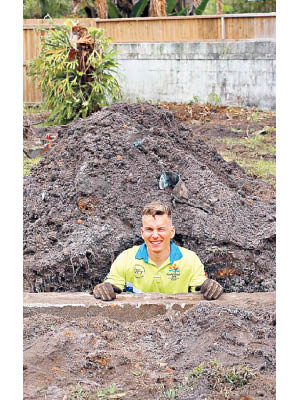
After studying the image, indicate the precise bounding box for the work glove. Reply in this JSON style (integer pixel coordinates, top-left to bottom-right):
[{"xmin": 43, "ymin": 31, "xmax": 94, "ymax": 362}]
[
  {"xmin": 195, "ymin": 279, "xmax": 223, "ymax": 300},
  {"xmin": 93, "ymin": 282, "xmax": 122, "ymax": 301}
]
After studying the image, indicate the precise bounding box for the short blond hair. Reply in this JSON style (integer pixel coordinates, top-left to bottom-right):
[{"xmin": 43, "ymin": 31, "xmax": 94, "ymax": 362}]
[{"xmin": 142, "ymin": 201, "xmax": 172, "ymax": 222}]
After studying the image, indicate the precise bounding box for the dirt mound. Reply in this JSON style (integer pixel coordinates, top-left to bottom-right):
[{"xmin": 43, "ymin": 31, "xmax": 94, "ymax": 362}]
[
  {"xmin": 23, "ymin": 297, "xmax": 276, "ymax": 399},
  {"xmin": 23, "ymin": 103, "xmax": 275, "ymax": 293}
]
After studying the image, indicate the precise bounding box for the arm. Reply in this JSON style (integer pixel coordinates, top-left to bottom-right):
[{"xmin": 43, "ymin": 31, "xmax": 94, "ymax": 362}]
[
  {"xmin": 93, "ymin": 251, "xmax": 127, "ymax": 301},
  {"xmin": 188, "ymin": 253, "xmax": 223, "ymax": 300}
]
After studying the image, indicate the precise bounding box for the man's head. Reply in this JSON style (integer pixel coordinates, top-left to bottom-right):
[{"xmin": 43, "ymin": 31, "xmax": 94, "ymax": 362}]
[{"xmin": 141, "ymin": 201, "xmax": 175, "ymax": 255}]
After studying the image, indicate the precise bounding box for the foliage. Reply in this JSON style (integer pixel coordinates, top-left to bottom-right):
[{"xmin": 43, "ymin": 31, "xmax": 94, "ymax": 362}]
[
  {"xmin": 131, "ymin": 0, "xmax": 149, "ymax": 17},
  {"xmin": 160, "ymin": 361, "xmax": 257, "ymax": 400},
  {"xmin": 27, "ymin": 19, "xmax": 121, "ymax": 125},
  {"xmin": 23, "ymin": 0, "xmax": 72, "ymax": 19},
  {"xmin": 107, "ymin": 0, "xmax": 122, "ymax": 18},
  {"xmin": 206, "ymin": 92, "xmax": 220, "ymax": 106},
  {"xmin": 23, "ymin": 154, "xmax": 41, "ymax": 176},
  {"xmin": 107, "ymin": 0, "xmax": 153, "ymax": 18},
  {"xmin": 23, "ymin": 102, "xmax": 49, "ymax": 117},
  {"xmin": 218, "ymin": 127, "xmax": 276, "ymax": 186},
  {"xmin": 23, "ymin": 0, "xmax": 276, "ymax": 20},
  {"xmin": 175, "ymin": 3, "xmax": 190, "ymax": 16},
  {"xmin": 203, "ymin": 0, "xmax": 276, "ymax": 15},
  {"xmin": 166, "ymin": 0, "xmax": 190, "ymax": 16},
  {"xmin": 188, "ymin": 364, "xmax": 204, "ymax": 378},
  {"xmin": 72, "ymin": 1, "xmax": 97, "ymax": 17},
  {"xmin": 187, "ymin": 95, "xmax": 200, "ymax": 105},
  {"xmin": 195, "ymin": 0, "xmax": 210, "ymax": 15},
  {"xmin": 67, "ymin": 383, "xmax": 126, "ymax": 399},
  {"xmin": 166, "ymin": 0, "xmax": 178, "ymax": 14},
  {"xmin": 206, "ymin": 361, "xmax": 257, "ymax": 398}
]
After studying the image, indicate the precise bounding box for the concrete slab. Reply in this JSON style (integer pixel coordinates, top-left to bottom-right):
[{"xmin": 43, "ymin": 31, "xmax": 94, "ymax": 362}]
[{"xmin": 23, "ymin": 292, "xmax": 275, "ymax": 322}]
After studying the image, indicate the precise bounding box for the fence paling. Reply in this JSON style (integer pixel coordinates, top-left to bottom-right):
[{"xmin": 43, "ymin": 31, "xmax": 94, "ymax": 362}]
[{"xmin": 23, "ymin": 14, "xmax": 275, "ymax": 103}]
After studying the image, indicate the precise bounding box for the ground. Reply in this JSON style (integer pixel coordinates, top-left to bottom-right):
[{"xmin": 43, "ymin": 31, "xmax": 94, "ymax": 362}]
[
  {"xmin": 23, "ymin": 292, "xmax": 275, "ymax": 400},
  {"xmin": 159, "ymin": 103, "xmax": 275, "ymax": 187},
  {"xmin": 23, "ymin": 102, "xmax": 276, "ymax": 399}
]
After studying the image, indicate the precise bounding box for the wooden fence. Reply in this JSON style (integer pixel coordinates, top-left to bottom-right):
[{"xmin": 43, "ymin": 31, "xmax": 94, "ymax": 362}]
[{"xmin": 23, "ymin": 14, "xmax": 276, "ymax": 103}]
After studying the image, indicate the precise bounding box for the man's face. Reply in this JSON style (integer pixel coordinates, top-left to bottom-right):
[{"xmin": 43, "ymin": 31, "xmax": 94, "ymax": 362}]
[{"xmin": 141, "ymin": 214, "xmax": 175, "ymax": 255}]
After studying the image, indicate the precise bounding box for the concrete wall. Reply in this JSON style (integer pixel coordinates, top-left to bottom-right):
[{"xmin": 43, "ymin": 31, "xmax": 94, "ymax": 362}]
[{"xmin": 114, "ymin": 40, "xmax": 276, "ymax": 110}]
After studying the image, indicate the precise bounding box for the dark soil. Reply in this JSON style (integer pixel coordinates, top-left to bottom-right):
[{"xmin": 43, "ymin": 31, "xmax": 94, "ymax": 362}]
[
  {"xmin": 159, "ymin": 102, "xmax": 276, "ymax": 140},
  {"xmin": 23, "ymin": 102, "xmax": 276, "ymax": 400},
  {"xmin": 23, "ymin": 293, "xmax": 275, "ymax": 400},
  {"xmin": 23, "ymin": 102, "xmax": 275, "ymax": 294},
  {"xmin": 159, "ymin": 102, "xmax": 276, "ymax": 188}
]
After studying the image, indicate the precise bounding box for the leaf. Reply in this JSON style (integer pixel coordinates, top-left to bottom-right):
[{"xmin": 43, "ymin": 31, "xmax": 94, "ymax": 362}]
[
  {"xmin": 107, "ymin": 0, "xmax": 122, "ymax": 18},
  {"xmin": 132, "ymin": 370, "xmax": 143, "ymax": 376},
  {"xmin": 166, "ymin": 0, "xmax": 178, "ymax": 14},
  {"xmin": 195, "ymin": 0, "xmax": 210, "ymax": 15},
  {"xmin": 176, "ymin": 6, "xmax": 189, "ymax": 16},
  {"xmin": 28, "ymin": 20, "xmax": 121, "ymax": 125},
  {"xmin": 131, "ymin": 0, "xmax": 149, "ymax": 17}
]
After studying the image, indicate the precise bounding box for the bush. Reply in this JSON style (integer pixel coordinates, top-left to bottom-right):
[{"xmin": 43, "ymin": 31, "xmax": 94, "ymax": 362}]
[{"xmin": 27, "ymin": 20, "xmax": 122, "ymax": 125}]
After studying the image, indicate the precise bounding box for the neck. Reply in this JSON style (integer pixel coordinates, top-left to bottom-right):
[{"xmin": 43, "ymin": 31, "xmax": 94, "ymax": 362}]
[{"xmin": 147, "ymin": 244, "xmax": 171, "ymax": 267}]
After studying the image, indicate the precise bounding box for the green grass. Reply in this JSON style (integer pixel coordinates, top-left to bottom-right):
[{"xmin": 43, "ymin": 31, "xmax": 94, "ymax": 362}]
[
  {"xmin": 222, "ymin": 132, "xmax": 275, "ymax": 155},
  {"xmin": 206, "ymin": 361, "xmax": 257, "ymax": 400},
  {"xmin": 159, "ymin": 361, "xmax": 256, "ymax": 400},
  {"xmin": 23, "ymin": 154, "xmax": 41, "ymax": 176},
  {"xmin": 66, "ymin": 383, "xmax": 127, "ymax": 399},
  {"xmin": 216, "ymin": 130, "xmax": 276, "ymax": 186},
  {"xmin": 23, "ymin": 102, "xmax": 48, "ymax": 115}
]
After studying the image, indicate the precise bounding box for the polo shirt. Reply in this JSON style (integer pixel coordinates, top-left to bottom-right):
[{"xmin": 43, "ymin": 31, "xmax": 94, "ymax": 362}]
[{"xmin": 105, "ymin": 241, "xmax": 207, "ymax": 294}]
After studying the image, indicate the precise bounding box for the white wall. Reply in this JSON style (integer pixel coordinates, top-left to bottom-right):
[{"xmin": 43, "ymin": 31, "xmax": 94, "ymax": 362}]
[{"xmin": 114, "ymin": 40, "xmax": 276, "ymax": 110}]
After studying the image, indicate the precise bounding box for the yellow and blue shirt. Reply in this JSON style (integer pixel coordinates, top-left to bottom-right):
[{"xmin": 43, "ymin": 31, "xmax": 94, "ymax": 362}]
[{"xmin": 105, "ymin": 241, "xmax": 207, "ymax": 294}]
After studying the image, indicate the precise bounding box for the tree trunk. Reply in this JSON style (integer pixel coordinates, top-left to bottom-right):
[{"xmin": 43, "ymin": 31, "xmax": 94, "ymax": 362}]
[
  {"xmin": 216, "ymin": 0, "xmax": 223, "ymax": 14},
  {"xmin": 95, "ymin": 0, "xmax": 108, "ymax": 18},
  {"xmin": 149, "ymin": 0, "xmax": 167, "ymax": 17}
]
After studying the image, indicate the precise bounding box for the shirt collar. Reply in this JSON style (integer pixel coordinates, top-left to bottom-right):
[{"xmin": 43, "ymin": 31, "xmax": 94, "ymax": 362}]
[{"xmin": 135, "ymin": 240, "xmax": 183, "ymax": 264}]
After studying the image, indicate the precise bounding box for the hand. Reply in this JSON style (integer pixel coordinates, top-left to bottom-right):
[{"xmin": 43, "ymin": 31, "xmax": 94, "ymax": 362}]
[
  {"xmin": 93, "ymin": 282, "xmax": 122, "ymax": 301},
  {"xmin": 195, "ymin": 279, "xmax": 223, "ymax": 300}
]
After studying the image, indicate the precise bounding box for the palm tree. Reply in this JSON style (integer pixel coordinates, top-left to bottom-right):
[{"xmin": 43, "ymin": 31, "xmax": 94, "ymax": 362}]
[
  {"xmin": 71, "ymin": 0, "xmax": 213, "ymax": 19},
  {"xmin": 149, "ymin": 0, "xmax": 167, "ymax": 17},
  {"xmin": 95, "ymin": 0, "xmax": 108, "ymax": 18}
]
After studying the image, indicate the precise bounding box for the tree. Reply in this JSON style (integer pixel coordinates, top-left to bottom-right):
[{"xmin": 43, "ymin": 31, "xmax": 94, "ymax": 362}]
[
  {"xmin": 28, "ymin": 20, "xmax": 121, "ymax": 125},
  {"xmin": 149, "ymin": 0, "xmax": 167, "ymax": 17},
  {"xmin": 23, "ymin": 0, "xmax": 72, "ymax": 19},
  {"xmin": 203, "ymin": 0, "xmax": 276, "ymax": 15}
]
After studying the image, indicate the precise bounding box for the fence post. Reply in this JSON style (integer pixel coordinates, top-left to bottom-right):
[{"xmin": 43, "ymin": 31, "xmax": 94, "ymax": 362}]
[{"xmin": 221, "ymin": 16, "xmax": 226, "ymax": 40}]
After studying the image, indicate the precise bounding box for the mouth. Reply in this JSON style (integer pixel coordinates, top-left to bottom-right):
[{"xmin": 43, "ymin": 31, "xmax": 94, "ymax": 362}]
[{"xmin": 150, "ymin": 241, "xmax": 163, "ymax": 246}]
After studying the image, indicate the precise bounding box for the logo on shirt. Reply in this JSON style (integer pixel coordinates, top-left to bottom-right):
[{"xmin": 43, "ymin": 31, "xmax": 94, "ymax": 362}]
[
  {"xmin": 134, "ymin": 264, "xmax": 145, "ymax": 279},
  {"xmin": 167, "ymin": 263, "xmax": 181, "ymax": 281}
]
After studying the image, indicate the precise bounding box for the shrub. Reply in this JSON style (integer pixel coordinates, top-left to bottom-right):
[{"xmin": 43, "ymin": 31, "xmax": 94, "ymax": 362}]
[{"xmin": 27, "ymin": 19, "xmax": 121, "ymax": 125}]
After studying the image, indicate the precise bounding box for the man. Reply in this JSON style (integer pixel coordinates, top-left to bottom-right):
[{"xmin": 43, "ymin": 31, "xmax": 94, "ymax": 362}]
[{"xmin": 93, "ymin": 201, "xmax": 223, "ymax": 301}]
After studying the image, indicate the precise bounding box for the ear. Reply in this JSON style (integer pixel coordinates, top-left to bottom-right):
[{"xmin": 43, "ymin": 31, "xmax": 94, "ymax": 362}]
[
  {"xmin": 141, "ymin": 227, "xmax": 145, "ymax": 240},
  {"xmin": 170, "ymin": 226, "xmax": 175, "ymax": 239}
]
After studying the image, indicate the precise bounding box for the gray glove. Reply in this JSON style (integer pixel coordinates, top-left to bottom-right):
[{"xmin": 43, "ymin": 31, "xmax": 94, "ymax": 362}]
[
  {"xmin": 93, "ymin": 282, "xmax": 122, "ymax": 301},
  {"xmin": 195, "ymin": 279, "xmax": 223, "ymax": 300}
]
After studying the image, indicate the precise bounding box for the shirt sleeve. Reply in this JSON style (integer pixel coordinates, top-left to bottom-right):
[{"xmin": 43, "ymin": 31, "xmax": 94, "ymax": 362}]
[
  {"xmin": 104, "ymin": 250, "xmax": 128, "ymax": 290},
  {"xmin": 188, "ymin": 252, "xmax": 207, "ymax": 292}
]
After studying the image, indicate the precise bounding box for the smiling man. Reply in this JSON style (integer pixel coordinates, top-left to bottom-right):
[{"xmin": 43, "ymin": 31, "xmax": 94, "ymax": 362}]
[{"xmin": 93, "ymin": 201, "xmax": 223, "ymax": 301}]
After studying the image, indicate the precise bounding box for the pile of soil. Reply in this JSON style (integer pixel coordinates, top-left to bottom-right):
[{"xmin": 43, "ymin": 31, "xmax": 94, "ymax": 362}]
[
  {"xmin": 23, "ymin": 103, "xmax": 276, "ymax": 293},
  {"xmin": 23, "ymin": 295, "xmax": 276, "ymax": 399}
]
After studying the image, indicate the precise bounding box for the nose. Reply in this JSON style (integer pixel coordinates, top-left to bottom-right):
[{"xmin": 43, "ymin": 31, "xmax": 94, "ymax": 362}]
[{"xmin": 151, "ymin": 229, "xmax": 159, "ymax": 238}]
